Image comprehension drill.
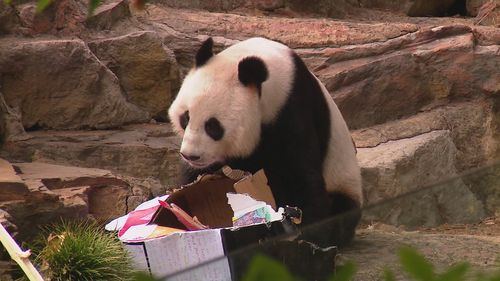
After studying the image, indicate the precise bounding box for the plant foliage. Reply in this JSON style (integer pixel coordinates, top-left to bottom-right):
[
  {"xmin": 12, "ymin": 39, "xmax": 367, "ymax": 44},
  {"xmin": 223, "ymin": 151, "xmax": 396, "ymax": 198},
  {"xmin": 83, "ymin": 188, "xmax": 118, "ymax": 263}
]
[
  {"xmin": 329, "ymin": 261, "xmax": 357, "ymax": 281},
  {"xmin": 399, "ymin": 246, "xmax": 437, "ymax": 281},
  {"xmin": 26, "ymin": 220, "xmax": 135, "ymax": 281},
  {"xmin": 242, "ymin": 254, "xmax": 300, "ymax": 281},
  {"xmin": 36, "ymin": 0, "xmax": 52, "ymax": 13}
]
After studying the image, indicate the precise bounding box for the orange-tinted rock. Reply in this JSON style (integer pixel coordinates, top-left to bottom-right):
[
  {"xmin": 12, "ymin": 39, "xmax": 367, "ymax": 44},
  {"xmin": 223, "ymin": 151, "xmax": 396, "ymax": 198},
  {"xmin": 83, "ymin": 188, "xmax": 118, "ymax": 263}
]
[
  {"xmin": 0, "ymin": 158, "xmax": 28, "ymax": 201},
  {"xmin": 85, "ymin": 0, "xmax": 131, "ymax": 30},
  {"xmin": 0, "ymin": 38, "xmax": 149, "ymax": 130},
  {"xmin": 0, "ymin": 124, "xmax": 181, "ymax": 188},
  {"xmin": 88, "ymin": 31, "xmax": 180, "ymax": 120}
]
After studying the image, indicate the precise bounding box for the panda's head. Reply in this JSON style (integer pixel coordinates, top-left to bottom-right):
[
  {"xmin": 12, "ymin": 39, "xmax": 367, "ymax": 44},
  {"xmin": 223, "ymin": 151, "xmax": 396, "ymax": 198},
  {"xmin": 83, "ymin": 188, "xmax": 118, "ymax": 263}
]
[{"xmin": 168, "ymin": 37, "xmax": 269, "ymax": 169}]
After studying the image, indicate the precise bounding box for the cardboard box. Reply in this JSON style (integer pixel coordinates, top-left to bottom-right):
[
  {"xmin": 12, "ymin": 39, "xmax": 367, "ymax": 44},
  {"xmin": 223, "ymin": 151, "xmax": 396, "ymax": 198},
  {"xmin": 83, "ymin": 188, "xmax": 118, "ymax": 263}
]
[
  {"xmin": 124, "ymin": 168, "xmax": 336, "ymax": 281},
  {"xmin": 153, "ymin": 168, "xmax": 278, "ymax": 230},
  {"xmin": 125, "ymin": 220, "xmax": 300, "ymax": 281}
]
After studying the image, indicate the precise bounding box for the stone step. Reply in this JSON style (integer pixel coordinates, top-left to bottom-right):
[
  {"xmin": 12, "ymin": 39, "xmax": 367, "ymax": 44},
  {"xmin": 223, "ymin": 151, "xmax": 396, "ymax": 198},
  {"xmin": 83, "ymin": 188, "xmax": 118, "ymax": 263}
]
[
  {"xmin": 0, "ymin": 161, "xmax": 150, "ymax": 241},
  {"xmin": 357, "ymin": 130, "xmax": 486, "ymax": 227},
  {"xmin": 0, "ymin": 123, "xmax": 182, "ymax": 188},
  {"xmin": 14, "ymin": 162, "xmax": 132, "ymax": 219},
  {"xmin": 351, "ymin": 101, "xmax": 496, "ymax": 172},
  {"xmin": 0, "ymin": 158, "xmax": 29, "ymax": 201}
]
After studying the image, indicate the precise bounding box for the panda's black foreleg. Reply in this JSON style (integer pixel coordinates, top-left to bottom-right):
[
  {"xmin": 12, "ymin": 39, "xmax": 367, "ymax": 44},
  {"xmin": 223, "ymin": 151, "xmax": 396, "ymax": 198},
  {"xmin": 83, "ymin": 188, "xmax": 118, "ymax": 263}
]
[
  {"xmin": 327, "ymin": 192, "xmax": 362, "ymax": 247},
  {"xmin": 294, "ymin": 168, "xmax": 360, "ymax": 248},
  {"xmin": 297, "ymin": 170, "xmax": 333, "ymax": 225},
  {"xmin": 298, "ymin": 191, "xmax": 361, "ymax": 247}
]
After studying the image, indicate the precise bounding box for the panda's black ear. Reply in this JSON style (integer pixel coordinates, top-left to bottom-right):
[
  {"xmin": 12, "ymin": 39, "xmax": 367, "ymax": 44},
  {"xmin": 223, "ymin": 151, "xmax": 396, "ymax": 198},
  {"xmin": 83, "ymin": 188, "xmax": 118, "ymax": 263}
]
[
  {"xmin": 195, "ymin": 37, "xmax": 214, "ymax": 67},
  {"xmin": 238, "ymin": 56, "xmax": 268, "ymax": 89}
]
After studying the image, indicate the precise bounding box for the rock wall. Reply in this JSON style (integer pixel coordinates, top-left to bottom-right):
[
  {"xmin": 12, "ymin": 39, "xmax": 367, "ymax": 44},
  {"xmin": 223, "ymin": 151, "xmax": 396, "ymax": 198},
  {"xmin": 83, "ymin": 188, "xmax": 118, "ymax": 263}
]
[
  {"xmin": 0, "ymin": 38, "xmax": 150, "ymax": 129},
  {"xmin": 0, "ymin": 0, "xmax": 499, "ymax": 245},
  {"xmin": 88, "ymin": 31, "xmax": 180, "ymax": 120}
]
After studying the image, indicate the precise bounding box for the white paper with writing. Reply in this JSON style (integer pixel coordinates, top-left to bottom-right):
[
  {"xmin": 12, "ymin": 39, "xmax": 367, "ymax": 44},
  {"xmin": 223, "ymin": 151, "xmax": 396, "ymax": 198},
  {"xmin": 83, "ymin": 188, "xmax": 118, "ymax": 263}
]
[{"xmin": 144, "ymin": 230, "xmax": 231, "ymax": 281}]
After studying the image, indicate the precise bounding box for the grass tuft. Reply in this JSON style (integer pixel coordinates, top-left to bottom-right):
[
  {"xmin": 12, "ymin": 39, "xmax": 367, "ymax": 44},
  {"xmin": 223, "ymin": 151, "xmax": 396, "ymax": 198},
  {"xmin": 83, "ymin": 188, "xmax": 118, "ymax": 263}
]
[{"xmin": 25, "ymin": 219, "xmax": 135, "ymax": 281}]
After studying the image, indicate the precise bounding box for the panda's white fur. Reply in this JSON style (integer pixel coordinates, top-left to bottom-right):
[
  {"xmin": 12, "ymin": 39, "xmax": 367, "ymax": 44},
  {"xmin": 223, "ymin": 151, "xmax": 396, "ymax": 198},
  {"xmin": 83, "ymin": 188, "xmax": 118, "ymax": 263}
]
[
  {"xmin": 169, "ymin": 37, "xmax": 362, "ymax": 207},
  {"xmin": 314, "ymin": 75, "xmax": 363, "ymax": 205},
  {"xmin": 169, "ymin": 38, "xmax": 294, "ymax": 164}
]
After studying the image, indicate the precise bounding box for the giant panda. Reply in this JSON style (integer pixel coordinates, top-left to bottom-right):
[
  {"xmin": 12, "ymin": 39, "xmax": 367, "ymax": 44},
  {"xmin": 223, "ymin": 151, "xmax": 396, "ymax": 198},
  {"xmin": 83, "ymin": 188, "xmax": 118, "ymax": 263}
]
[{"xmin": 168, "ymin": 37, "xmax": 363, "ymax": 246}]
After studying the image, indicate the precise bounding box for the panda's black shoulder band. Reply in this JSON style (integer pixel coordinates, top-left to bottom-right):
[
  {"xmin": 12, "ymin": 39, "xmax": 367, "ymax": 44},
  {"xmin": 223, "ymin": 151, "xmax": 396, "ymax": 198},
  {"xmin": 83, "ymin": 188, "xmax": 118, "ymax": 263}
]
[
  {"xmin": 196, "ymin": 37, "xmax": 214, "ymax": 67},
  {"xmin": 238, "ymin": 56, "xmax": 268, "ymax": 90}
]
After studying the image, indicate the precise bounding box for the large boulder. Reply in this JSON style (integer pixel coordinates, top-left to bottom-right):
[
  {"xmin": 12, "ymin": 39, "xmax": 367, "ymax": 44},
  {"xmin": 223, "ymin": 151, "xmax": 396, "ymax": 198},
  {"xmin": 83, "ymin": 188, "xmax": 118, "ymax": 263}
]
[
  {"xmin": 352, "ymin": 101, "xmax": 497, "ymax": 172},
  {"xmin": 0, "ymin": 38, "xmax": 149, "ymax": 130},
  {"xmin": 358, "ymin": 130, "xmax": 485, "ymax": 227},
  {"xmin": 88, "ymin": 31, "xmax": 181, "ymax": 120}
]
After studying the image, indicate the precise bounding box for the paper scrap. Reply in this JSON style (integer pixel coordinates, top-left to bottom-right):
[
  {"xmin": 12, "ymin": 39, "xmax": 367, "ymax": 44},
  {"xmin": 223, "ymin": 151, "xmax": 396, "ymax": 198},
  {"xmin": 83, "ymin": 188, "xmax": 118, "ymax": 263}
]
[{"xmin": 227, "ymin": 193, "xmax": 284, "ymax": 226}]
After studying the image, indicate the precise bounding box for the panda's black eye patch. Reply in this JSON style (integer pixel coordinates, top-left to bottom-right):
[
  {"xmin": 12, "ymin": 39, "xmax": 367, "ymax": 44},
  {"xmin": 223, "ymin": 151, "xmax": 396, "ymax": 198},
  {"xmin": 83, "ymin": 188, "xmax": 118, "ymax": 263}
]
[
  {"xmin": 205, "ymin": 117, "xmax": 224, "ymax": 141},
  {"xmin": 180, "ymin": 111, "xmax": 189, "ymax": 130}
]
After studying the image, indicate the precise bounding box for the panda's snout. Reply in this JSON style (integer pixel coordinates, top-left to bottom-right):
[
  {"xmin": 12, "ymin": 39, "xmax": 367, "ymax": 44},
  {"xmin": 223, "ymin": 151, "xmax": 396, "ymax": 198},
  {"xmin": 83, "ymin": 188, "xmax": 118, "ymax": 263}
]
[{"xmin": 179, "ymin": 152, "xmax": 201, "ymax": 162}]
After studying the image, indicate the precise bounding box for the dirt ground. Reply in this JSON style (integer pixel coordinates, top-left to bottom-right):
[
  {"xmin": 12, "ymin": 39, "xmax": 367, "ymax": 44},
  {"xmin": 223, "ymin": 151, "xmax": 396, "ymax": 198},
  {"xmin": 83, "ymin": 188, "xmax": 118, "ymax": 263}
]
[
  {"xmin": 417, "ymin": 216, "xmax": 500, "ymax": 236},
  {"xmin": 339, "ymin": 216, "xmax": 499, "ymax": 281}
]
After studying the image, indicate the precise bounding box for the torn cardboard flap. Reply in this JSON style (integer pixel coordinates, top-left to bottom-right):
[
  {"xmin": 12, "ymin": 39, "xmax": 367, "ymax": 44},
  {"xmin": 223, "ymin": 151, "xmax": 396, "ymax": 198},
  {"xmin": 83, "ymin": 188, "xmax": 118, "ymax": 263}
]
[
  {"xmin": 232, "ymin": 169, "xmax": 276, "ymax": 210},
  {"xmin": 152, "ymin": 168, "xmax": 277, "ymax": 229}
]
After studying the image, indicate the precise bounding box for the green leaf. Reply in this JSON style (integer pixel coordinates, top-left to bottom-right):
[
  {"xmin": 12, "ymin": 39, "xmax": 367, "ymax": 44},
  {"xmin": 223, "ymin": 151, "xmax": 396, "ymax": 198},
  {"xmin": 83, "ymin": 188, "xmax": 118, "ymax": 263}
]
[
  {"xmin": 438, "ymin": 263, "xmax": 469, "ymax": 281},
  {"xmin": 3, "ymin": 0, "xmax": 12, "ymax": 6},
  {"xmin": 329, "ymin": 261, "xmax": 357, "ymax": 281},
  {"xmin": 88, "ymin": 0, "xmax": 101, "ymax": 16},
  {"xmin": 384, "ymin": 268, "xmax": 396, "ymax": 281},
  {"xmin": 242, "ymin": 254, "xmax": 299, "ymax": 281},
  {"xmin": 36, "ymin": 0, "xmax": 52, "ymax": 13},
  {"xmin": 399, "ymin": 246, "xmax": 436, "ymax": 281}
]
